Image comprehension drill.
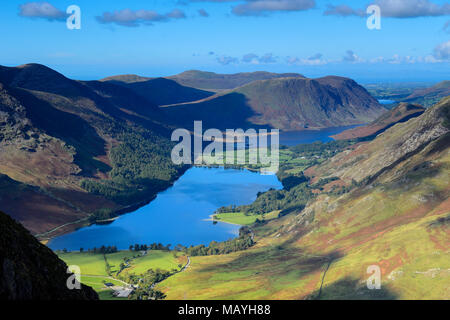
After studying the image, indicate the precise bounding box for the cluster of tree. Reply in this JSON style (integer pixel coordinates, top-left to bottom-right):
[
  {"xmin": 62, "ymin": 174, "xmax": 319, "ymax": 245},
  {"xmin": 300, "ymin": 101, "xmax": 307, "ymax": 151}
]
[
  {"xmin": 226, "ymin": 181, "xmax": 313, "ymax": 216},
  {"xmin": 215, "ymin": 140, "xmax": 360, "ymax": 220},
  {"xmin": 175, "ymin": 228, "xmax": 254, "ymax": 256},
  {"xmin": 126, "ymin": 268, "xmax": 172, "ymax": 300},
  {"xmin": 311, "ymin": 177, "xmax": 340, "ymax": 191},
  {"xmin": 62, "ymin": 246, "xmax": 118, "ymax": 254},
  {"xmin": 278, "ymin": 173, "xmax": 309, "ymax": 191},
  {"xmin": 290, "ymin": 140, "xmax": 356, "ymax": 158},
  {"xmin": 88, "ymin": 208, "xmax": 115, "ymax": 223},
  {"xmin": 128, "ymin": 243, "xmax": 171, "ymax": 251},
  {"xmin": 216, "ymin": 205, "xmax": 239, "ymax": 214},
  {"xmin": 81, "ymin": 129, "xmax": 184, "ymax": 207}
]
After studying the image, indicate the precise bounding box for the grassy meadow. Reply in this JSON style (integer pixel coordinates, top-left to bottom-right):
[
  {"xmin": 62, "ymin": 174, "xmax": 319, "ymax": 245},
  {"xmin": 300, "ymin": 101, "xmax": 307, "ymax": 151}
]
[
  {"xmin": 59, "ymin": 250, "xmax": 187, "ymax": 299},
  {"xmin": 213, "ymin": 210, "xmax": 281, "ymax": 225}
]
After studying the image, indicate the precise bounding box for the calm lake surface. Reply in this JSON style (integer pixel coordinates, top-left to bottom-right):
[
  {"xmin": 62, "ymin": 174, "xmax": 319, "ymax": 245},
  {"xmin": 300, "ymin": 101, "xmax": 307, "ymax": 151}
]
[
  {"xmin": 378, "ymin": 99, "xmax": 397, "ymax": 105},
  {"xmin": 48, "ymin": 125, "xmax": 356, "ymax": 251},
  {"xmin": 48, "ymin": 167, "xmax": 282, "ymax": 251},
  {"xmin": 279, "ymin": 125, "xmax": 361, "ymax": 146}
]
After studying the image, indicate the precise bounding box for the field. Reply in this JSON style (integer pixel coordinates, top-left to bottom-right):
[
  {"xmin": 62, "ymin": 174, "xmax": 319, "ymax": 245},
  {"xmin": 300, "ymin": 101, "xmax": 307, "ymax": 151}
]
[
  {"xmin": 59, "ymin": 250, "xmax": 187, "ymax": 299},
  {"xmin": 58, "ymin": 252, "xmax": 109, "ymax": 276},
  {"xmin": 214, "ymin": 210, "xmax": 280, "ymax": 225}
]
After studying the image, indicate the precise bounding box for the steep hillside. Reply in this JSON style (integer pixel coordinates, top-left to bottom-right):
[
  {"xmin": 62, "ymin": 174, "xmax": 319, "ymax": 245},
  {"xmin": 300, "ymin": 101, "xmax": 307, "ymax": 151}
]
[
  {"xmin": 332, "ymin": 103, "xmax": 425, "ymax": 140},
  {"xmin": 163, "ymin": 76, "xmax": 386, "ymax": 131},
  {"xmin": 404, "ymin": 81, "xmax": 450, "ymax": 107},
  {"xmin": 102, "ymin": 77, "xmax": 215, "ymax": 106},
  {"xmin": 167, "ymin": 70, "xmax": 305, "ymax": 91},
  {"xmin": 0, "ymin": 64, "xmax": 183, "ymax": 237},
  {"xmin": 310, "ymin": 97, "xmax": 449, "ymax": 183},
  {"xmin": 0, "ymin": 210, "xmax": 98, "ymax": 300},
  {"xmin": 156, "ymin": 97, "xmax": 450, "ymax": 300}
]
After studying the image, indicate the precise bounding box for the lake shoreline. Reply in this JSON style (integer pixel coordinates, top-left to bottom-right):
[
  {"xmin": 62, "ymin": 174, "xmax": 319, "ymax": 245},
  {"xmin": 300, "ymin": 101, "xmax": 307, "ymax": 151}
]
[
  {"xmin": 46, "ymin": 123, "xmax": 359, "ymax": 250},
  {"xmin": 39, "ymin": 165, "xmax": 192, "ymax": 242},
  {"xmin": 47, "ymin": 167, "xmax": 281, "ymax": 251}
]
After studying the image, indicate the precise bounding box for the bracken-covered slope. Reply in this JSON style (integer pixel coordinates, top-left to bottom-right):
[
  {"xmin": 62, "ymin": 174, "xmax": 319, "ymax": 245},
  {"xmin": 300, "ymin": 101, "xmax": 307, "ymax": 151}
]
[
  {"xmin": 156, "ymin": 97, "xmax": 450, "ymax": 300},
  {"xmin": 0, "ymin": 210, "xmax": 98, "ymax": 300},
  {"xmin": 163, "ymin": 76, "xmax": 387, "ymax": 131},
  {"xmin": 310, "ymin": 97, "xmax": 449, "ymax": 183},
  {"xmin": 332, "ymin": 102, "xmax": 425, "ymax": 140}
]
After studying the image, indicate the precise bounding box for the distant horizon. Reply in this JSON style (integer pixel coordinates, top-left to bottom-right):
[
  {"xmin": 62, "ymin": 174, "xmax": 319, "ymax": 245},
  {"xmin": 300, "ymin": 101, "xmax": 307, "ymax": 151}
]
[
  {"xmin": 1, "ymin": 61, "xmax": 447, "ymax": 85},
  {"xmin": 1, "ymin": 0, "xmax": 448, "ymax": 84}
]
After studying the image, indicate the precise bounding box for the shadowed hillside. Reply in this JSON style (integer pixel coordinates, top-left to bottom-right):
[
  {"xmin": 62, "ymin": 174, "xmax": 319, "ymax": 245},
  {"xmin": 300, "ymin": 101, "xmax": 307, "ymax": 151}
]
[
  {"xmin": 0, "ymin": 64, "xmax": 184, "ymax": 237},
  {"xmin": 163, "ymin": 76, "xmax": 386, "ymax": 131},
  {"xmin": 101, "ymin": 77, "xmax": 215, "ymax": 106},
  {"xmin": 0, "ymin": 210, "xmax": 98, "ymax": 300}
]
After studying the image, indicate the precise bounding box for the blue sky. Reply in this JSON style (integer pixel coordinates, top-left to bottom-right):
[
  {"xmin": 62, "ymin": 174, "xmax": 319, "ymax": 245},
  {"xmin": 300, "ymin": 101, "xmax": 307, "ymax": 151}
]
[{"xmin": 0, "ymin": 0, "xmax": 449, "ymax": 82}]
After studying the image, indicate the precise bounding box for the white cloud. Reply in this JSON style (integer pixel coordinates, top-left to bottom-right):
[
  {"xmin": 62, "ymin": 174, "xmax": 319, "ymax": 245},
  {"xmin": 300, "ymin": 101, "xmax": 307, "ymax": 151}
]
[
  {"xmin": 324, "ymin": 0, "xmax": 450, "ymax": 18},
  {"xmin": 241, "ymin": 53, "xmax": 278, "ymax": 64},
  {"xmin": 96, "ymin": 8, "xmax": 186, "ymax": 27},
  {"xmin": 433, "ymin": 40, "xmax": 450, "ymax": 60},
  {"xmin": 286, "ymin": 54, "xmax": 328, "ymax": 65},
  {"xmin": 343, "ymin": 50, "xmax": 365, "ymax": 63},
  {"xmin": 19, "ymin": 2, "xmax": 66, "ymax": 21},
  {"xmin": 324, "ymin": 5, "xmax": 365, "ymax": 17},
  {"xmin": 217, "ymin": 56, "xmax": 239, "ymax": 65},
  {"xmin": 232, "ymin": 0, "xmax": 315, "ymax": 16}
]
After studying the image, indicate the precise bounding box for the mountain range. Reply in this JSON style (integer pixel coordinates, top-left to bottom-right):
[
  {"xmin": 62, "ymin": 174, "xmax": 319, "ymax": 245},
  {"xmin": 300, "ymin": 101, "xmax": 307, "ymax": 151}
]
[
  {"xmin": 0, "ymin": 63, "xmax": 448, "ymax": 300},
  {"xmin": 163, "ymin": 76, "xmax": 386, "ymax": 131},
  {"xmin": 0, "ymin": 63, "xmax": 181, "ymax": 236}
]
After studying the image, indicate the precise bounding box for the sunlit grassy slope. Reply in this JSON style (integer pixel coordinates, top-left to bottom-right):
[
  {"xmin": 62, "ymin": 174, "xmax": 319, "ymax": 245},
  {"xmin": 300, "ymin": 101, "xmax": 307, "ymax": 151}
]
[
  {"xmin": 214, "ymin": 211, "xmax": 281, "ymax": 225},
  {"xmin": 157, "ymin": 99, "xmax": 450, "ymax": 300},
  {"xmin": 59, "ymin": 250, "xmax": 186, "ymax": 299}
]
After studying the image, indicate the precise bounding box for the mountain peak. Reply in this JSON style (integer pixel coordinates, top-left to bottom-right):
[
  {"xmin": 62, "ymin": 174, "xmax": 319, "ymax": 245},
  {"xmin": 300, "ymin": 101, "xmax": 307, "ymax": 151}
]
[
  {"xmin": 168, "ymin": 70, "xmax": 305, "ymax": 90},
  {"xmin": 100, "ymin": 74, "xmax": 152, "ymax": 84}
]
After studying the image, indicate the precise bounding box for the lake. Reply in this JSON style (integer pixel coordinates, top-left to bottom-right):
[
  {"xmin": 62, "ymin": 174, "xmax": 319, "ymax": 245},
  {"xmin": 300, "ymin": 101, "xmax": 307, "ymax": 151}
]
[
  {"xmin": 48, "ymin": 125, "xmax": 356, "ymax": 251},
  {"xmin": 279, "ymin": 125, "xmax": 361, "ymax": 146},
  {"xmin": 378, "ymin": 99, "xmax": 397, "ymax": 105},
  {"xmin": 48, "ymin": 167, "xmax": 282, "ymax": 251}
]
